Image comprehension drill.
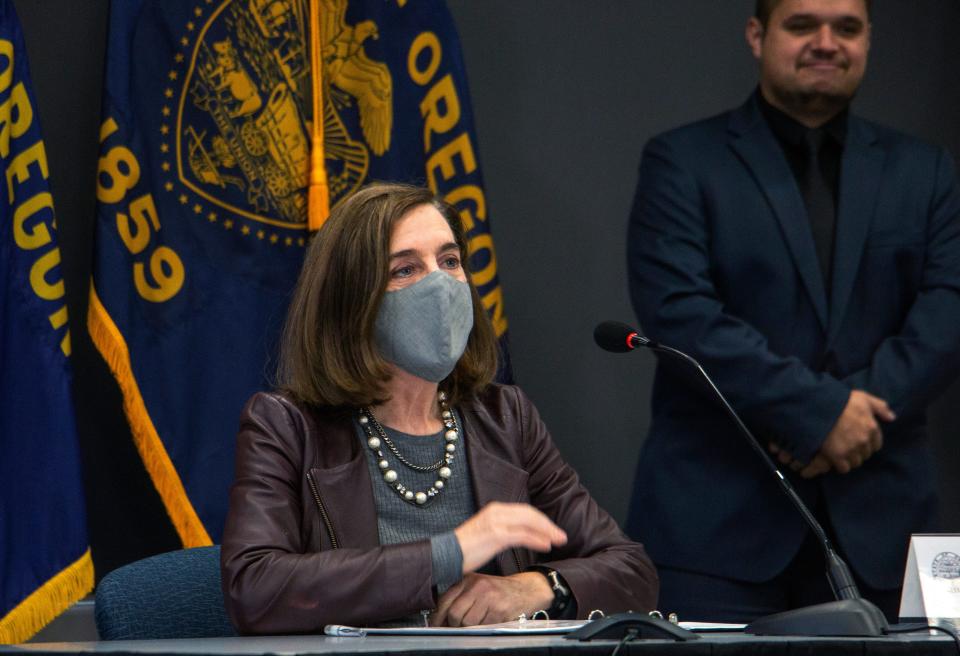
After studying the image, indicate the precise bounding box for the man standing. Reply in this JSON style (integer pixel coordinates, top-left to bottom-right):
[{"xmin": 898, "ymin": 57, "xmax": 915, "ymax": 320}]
[{"xmin": 626, "ymin": 0, "xmax": 960, "ymax": 622}]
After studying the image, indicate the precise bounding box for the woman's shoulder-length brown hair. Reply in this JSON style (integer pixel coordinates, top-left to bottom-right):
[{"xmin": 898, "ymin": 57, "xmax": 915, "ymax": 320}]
[{"xmin": 277, "ymin": 182, "xmax": 498, "ymax": 410}]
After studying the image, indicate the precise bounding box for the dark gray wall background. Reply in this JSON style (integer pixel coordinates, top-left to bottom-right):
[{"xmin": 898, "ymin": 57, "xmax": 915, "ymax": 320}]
[
  {"xmin": 13, "ymin": 0, "xmax": 960, "ymax": 578},
  {"xmin": 444, "ymin": 0, "xmax": 960, "ymax": 529}
]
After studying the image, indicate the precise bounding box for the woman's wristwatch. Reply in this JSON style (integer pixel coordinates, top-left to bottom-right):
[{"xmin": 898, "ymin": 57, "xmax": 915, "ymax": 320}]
[{"xmin": 530, "ymin": 567, "xmax": 573, "ymax": 618}]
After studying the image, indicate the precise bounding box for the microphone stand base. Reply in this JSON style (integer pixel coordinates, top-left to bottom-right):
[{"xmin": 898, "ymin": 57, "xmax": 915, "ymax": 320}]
[{"xmin": 744, "ymin": 598, "xmax": 888, "ymax": 637}]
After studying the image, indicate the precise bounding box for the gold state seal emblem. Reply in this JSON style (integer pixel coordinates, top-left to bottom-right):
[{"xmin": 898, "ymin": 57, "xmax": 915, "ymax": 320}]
[{"xmin": 163, "ymin": 0, "xmax": 393, "ymax": 241}]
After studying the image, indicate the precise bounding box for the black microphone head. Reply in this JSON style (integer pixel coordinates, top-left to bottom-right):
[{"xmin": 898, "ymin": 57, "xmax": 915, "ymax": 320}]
[{"xmin": 594, "ymin": 321, "xmax": 641, "ymax": 353}]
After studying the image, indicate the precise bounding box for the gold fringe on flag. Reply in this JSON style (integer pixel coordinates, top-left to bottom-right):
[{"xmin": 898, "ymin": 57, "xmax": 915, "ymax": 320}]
[
  {"xmin": 87, "ymin": 283, "xmax": 212, "ymax": 549},
  {"xmin": 0, "ymin": 549, "xmax": 94, "ymax": 644},
  {"xmin": 308, "ymin": 0, "xmax": 329, "ymax": 231}
]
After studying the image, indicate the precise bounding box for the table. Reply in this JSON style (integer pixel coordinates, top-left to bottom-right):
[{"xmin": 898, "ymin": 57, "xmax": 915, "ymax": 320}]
[{"xmin": 3, "ymin": 632, "xmax": 957, "ymax": 656}]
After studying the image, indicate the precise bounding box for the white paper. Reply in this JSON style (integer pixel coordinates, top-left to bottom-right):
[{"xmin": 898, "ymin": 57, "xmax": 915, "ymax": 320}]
[
  {"xmin": 678, "ymin": 621, "xmax": 746, "ymax": 631},
  {"xmin": 324, "ymin": 619, "xmax": 588, "ymax": 637},
  {"xmin": 899, "ymin": 534, "xmax": 960, "ymax": 622}
]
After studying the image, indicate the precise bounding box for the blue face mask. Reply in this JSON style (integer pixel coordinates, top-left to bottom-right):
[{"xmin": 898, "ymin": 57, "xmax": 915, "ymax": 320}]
[{"xmin": 374, "ymin": 270, "xmax": 474, "ymax": 382}]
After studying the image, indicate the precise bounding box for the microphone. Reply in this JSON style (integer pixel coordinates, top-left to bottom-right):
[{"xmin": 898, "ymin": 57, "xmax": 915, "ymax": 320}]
[
  {"xmin": 593, "ymin": 320, "xmax": 652, "ymax": 352},
  {"xmin": 595, "ymin": 320, "xmax": 888, "ymax": 636}
]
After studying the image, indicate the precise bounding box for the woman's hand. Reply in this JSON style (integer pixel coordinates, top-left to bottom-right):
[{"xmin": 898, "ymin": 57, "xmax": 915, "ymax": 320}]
[
  {"xmin": 453, "ymin": 501, "xmax": 567, "ymax": 573},
  {"xmin": 432, "ymin": 572, "xmax": 554, "ymax": 626}
]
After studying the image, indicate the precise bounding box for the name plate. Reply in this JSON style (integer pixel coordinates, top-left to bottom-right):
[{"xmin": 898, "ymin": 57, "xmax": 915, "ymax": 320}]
[{"xmin": 899, "ymin": 534, "xmax": 960, "ymax": 624}]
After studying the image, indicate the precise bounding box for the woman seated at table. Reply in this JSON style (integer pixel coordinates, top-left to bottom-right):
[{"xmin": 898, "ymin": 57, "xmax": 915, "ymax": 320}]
[{"xmin": 221, "ymin": 183, "xmax": 658, "ymax": 633}]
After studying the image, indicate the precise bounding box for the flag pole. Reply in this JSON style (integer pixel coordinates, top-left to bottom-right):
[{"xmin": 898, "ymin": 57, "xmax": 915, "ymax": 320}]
[{"xmin": 308, "ymin": 0, "xmax": 329, "ymax": 231}]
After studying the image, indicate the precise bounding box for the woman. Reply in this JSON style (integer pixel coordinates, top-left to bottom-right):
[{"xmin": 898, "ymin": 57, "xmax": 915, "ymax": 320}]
[{"xmin": 221, "ymin": 183, "xmax": 658, "ymax": 633}]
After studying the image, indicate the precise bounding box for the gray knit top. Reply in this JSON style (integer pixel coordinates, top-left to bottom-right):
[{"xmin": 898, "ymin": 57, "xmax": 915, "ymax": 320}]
[{"xmin": 354, "ymin": 409, "xmax": 476, "ymax": 591}]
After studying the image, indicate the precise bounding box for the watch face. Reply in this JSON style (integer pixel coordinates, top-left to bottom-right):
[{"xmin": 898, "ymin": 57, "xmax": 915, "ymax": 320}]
[
  {"xmin": 542, "ymin": 569, "xmax": 572, "ymax": 618},
  {"xmin": 547, "ymin": 570, "xmax": 569, "ymax": 598},
  {"xmin": 548, "ymin": 571, "xmax": 563, "ymax": 590}
]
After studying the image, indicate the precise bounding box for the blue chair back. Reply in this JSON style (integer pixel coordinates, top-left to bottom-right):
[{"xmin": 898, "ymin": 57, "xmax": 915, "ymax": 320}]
[{"xmin": 95, "ymin": 546, "xmax": 236, "ymax": 640}]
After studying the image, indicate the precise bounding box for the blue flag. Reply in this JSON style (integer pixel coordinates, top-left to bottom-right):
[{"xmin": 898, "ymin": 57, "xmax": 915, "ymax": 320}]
[
  {"xmin": 0, "ymin": 0, "xmax": 93, "ymax": 643},
  {"xmin": 89, "ymin": 0, "xmax": 510, "ymax": 546}
]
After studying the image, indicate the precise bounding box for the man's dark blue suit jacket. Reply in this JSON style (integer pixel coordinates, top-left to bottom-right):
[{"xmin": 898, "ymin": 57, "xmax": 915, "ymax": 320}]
[{"xmin": 625, "ymin": 94, "xmax": 960, "ymax": 590}]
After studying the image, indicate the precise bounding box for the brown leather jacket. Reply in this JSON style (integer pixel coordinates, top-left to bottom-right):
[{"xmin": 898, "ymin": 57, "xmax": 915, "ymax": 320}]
[{"xmin": 221, "ymin": 384, "xmax": 658, "ymax": 634}]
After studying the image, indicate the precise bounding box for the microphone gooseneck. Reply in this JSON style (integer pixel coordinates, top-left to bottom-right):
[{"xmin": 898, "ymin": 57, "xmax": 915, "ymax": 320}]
[{"xmin": 594, "ymin": 320, "xmax": 887, "ymax": 636}]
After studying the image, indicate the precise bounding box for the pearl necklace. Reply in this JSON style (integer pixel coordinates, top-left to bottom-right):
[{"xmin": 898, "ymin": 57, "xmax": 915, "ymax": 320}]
[{"xmin": 359, "ymin": 391, "xmax": 458, "ymax": 506}]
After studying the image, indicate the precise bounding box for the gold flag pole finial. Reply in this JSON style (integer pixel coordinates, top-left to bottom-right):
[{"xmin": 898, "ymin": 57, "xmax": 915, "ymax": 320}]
[{"xmin": 308, "ymin": 0, "xmax": 329, "ymax": 231}]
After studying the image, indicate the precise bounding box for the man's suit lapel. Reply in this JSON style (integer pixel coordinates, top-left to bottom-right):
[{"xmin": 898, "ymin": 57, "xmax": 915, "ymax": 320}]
[
  {"xmin": 827, "ymin": 118, "xmax": 884, "ymax": 346},
  {"xmin": 727, "ymin": 98, "xmax": 829, "ymax": 331}
]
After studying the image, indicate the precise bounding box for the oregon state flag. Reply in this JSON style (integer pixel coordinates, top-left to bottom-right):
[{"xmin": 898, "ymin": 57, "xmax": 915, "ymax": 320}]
[
  {"xmin": 0, "ymin": 0, "xmax": 93, "ymax": 643},
  {"xmin": 89, "ymin": 0, "xmax": 509, "ymax": 546}
]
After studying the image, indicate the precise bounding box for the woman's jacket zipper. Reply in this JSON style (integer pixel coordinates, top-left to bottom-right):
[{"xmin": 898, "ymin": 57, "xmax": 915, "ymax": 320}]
[{"xmin": 306, "ymin": 471, "xmax": 339, "ymax": 549}]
